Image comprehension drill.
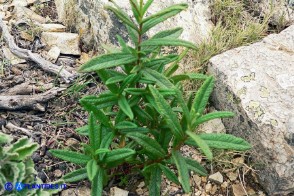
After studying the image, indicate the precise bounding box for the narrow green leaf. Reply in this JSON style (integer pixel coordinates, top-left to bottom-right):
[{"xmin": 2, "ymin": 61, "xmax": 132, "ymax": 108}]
[
  {"xmin": 89, "ymin": 113, "xmax": 101, "ymax": 150},
  {"xmin": 141, "ymin": 38, "xmax": 197, "ymax": 49},
  {"xmin": 191, "ymin": 76, "xmax": 214, "ymax": 116},
  {"xmin": 130, "ymin": 0, "xmax": 141, "ymax": 23},
  {"xmin": 125, "ymin": 88, "xmax": 147, "ymax": 95},
  {"xmin": 80, "ymin": 94, "xmax": 117, "ymax": 110},
  {"xmin": 186, "ymin": 131, "xmax": 213, "ymax": 161},
  {"xmin": 87, "ymin": 159, "xmax": 98, "ymax": 181},
  {"xmin": 142, "ymin": 0, "xmax": 154, "ymax": 15},
  {"xmin": 95, "ymin": 148, "xmax": 110, "ymax": 155},
  {"xmin": 103, "ymin": 148, "xmax": 136, "ymax": 163},
  {"xmin": 50, "ymin": 150, "xmax": 91, "ymax": 165},
  {"xmin": 105, "ymin": 6, "xmax": 138, "ymax": 31},
  {"xmin": 118, "ymin": 96, "xmax": 134, "ymax": 120},
  {"xmin": 165, "ymin": 48, "xmax": 189, "ymax": 77},
  {"xmin": 193, "ymin": 111, "xmax": 234, "ymax": 127},
  {"xmin": 63, "ymin": 168, "xmax": 88, "ymax": 183},
  {"xmin": 171, "ymin": 73, "xmax": 207, "ymax": 84},
  {"xmin": 127, "ymin": 26, "xmax": 139, "ymax": 46},
  {"xmin": 152, "ymin": 27, "xmax": 183, "ymax": 39},
  {"xmin": 80, "ymin": 101, "xmax": 111, "ymax": 127},
  {"xmin": 97, "ymin": 70, "xmax": 119, "ymax": 94},
  {"xmin": 79, "ymin": 53, "xmax": 137, "ymax": 72},
  {"xmin": 115, "ymin": 121, "xmax": 138, "ymax": 129},
  {"xmin": 142, "ymin": 4, "xmax": 188, "ymax": 33},
  {"xmin": 99, "ymin": 132, "xmax": 115, "ymax": 160},
  {"xmin": 142, "ymin": 68, "xmax": 174, "ymax": 88},
  {"xmin": 172, "ymin": 151, "xmax": 191, "ymax": 193},
  {"xmin": 175, "ymin": 89, "xmax": 190, "ymax": 125},
  {"xmin": 149, "ymin": 86, "xmax": 183, "ymax": 139},
  {"xmin": 184, "ymin": 158, "xmax": 208, "ymax": 176},
  {"xmin": 127, "ymin": 132, "xmax": 165, "ymax": 158},
  {"xmin": 119, "ymin": 73, "xmax": 141, "ymax": 94},
  {"xmin": 91, "ymin": 166, "xmax": 104, "ymax": 196},
  {"xmin": 159, "ymin": 164, "xmax": 180, "ymax": 185},
  {"xmin": 106, "ymin": 75, "xmax": 126, "ymax": 85},
  {"xmin": 149, "ymin": 166, "xmax": 162, "ymax": 196},
  {"xmin": 198, "ymin": 134, "xmax": 251, "ymax": 151}
]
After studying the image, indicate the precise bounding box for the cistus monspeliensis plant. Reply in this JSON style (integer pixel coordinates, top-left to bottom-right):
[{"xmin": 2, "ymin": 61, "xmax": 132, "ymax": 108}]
[{"xmin": 50, "ymin": 1, "xmax": 251, "ymax": 195}]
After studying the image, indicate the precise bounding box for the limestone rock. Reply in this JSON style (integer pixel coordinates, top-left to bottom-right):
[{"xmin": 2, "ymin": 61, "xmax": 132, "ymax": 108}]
[
  {"xmin": 54, "ymin": 0, "xmax": 213, "ymax": 49},
  {"xmin": 198, "ymin": 118, "xmax": 226, "ymax": 134},
  {"xmin": 41, "ymin": 32, "xmax": 81, "ymax": 55},
  {"xmin": 208, "ymin": 172, "xmax": 223, "ymax": 184},
  {"xmin": 254, "ymin": 0, "xmax": 294, "ymax": 25},
  {"xmin": 208, "ymin": 25, "xmax": 294, "ymax": 195},
  {"xmin": 39, "ymin": 23, "xmax": 66, "ymax": 32},
  {"xmin": 47, "ymin": 46, "xmax": 60, "ymax": 63},
  {"xmin": 13, "ymin": 6, "xmax": 46, "ymax": 23},
  {"xmin": 109, "ymin": 187, "xmax": 129, "ymax": 196},
  {"xmin": 232, "ymin": 184, "xmax": 247, "ymax": 196},
  {"xmin": 61, "ymin": 186, "xmax": 91, "ymax": 196},
  {"xmin": 2, "ymin": 47, "xmax": 26, "ymax": 65}
]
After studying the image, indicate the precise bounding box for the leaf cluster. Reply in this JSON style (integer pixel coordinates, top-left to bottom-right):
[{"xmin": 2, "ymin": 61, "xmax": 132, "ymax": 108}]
[
  {"xmin": 50, "ymin": 1, "xmax": 251, "ymax": 195},
  {"xmin": 0, "ymin": 133, "xmax": 62, "ymax": 196}
]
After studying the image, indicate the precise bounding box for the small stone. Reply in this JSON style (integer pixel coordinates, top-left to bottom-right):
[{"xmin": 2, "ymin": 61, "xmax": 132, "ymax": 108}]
[
  {"xmin": 14, "ymin": 6, "xmax": 46, "ymax": 23},
  {"xmin": 47, "ymin": 46, "xmax": 61, "ymax": 63},
  {"xmin": 65, "ymin": 138, "xmax": 80, "ymax": 149},
  {"xmin": 53, "ymin": 169, "xmax": 63, "ymax": 178},
  {"xmin": 2, "ymin": 47, "xmax": 26, "ymax": 65},
  {"xmin": 110, "ymin": 187, "xmax": 129, "ymax": 196},
  {"xmin": 192, "ymin": 175, "xmax": 202, "ymax": 188},
  {"xmin": 232, "ymin": 184, "xmax": 247, "ymax": 196},
  {"xmin": 20, "ymin": 31, "xmax": 34, "ymax": 42},
  {"xmin": 137, "ymin": 181, "xmax": 145, "ymax": 188},
  {"xmin": 198, "ymin": 118, "xmax": 226, "ymax": 133},
  {"xmin": 61, "ymin": 186, "xmax": 91, "ymax": 196},
  {"xmin": 208, "ymin": 172, "xmax": 223, "ymax": 184},
  {"xmin": 226, "ymin": 172, "xmax": 238, "ymax": 181},
  {"xmin": 136, "ymin": 188, "xmax": 144, "ymax": 195},
  {"xmin": 32, "ymin": 152, "xmax": 41, "ymax": 162},
  {"xmin": 39, "ymin": 23, "xmax": 66, "ymax": 32},
  {"xmin": 205, "ymin": 183, "xmax": 212, "ymax": 193},
  {"xmin": 201, "ymin": 176, "xmax": 207, "ymax": 183},
  {"xmin": 210, "ymin": 185, "xmax": 218, "ymax": 194},
  {"xmin": 221, "ymin": 181, "xmax": 229, "ymax": 189},
  {"xmin": 232, "ymin": 157, "xmax": 245, "ymax": 165},
  {"xmin": 41, "ymin": 32, "xmax": 81, "ymax": 55},
  {"xmin": 11, "ymin": 67, "xmax": 22, "ymax": 75}
]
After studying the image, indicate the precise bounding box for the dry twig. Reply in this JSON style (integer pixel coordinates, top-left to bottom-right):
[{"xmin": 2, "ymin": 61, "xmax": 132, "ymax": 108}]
[{"xmin": 0, "ymin": 17, "xmax": 76, "ymax": 83}]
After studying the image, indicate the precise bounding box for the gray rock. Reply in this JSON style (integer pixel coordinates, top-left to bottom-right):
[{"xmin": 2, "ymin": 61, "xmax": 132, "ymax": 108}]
[
  {"xmin": 41, "ymin": 32, "xmax": 81, "ymax": 55},
  {"xmin": 109, "ymin": 187, "xmax": 129, "ymax": 196},
  {"xmin": 208, "ymin": 172, "xmax": 223, "ymax": 184},
  {"xmin": 61, "ymin": 186, "xmax": 91, "ymax": 196},
  {"xmin": 198, "ymin": 118, "xmax": 226, "ymax": 134},
  {"xmin": 208, "ymin": 25, "xmax": 294, "ymax": 195},
  {"xmin": 39, "ymin": 23, "xmax": 66, "ymax": 32},
  {"xmin": 254, "ymin": 0, "xmax": 294, "ymax": 25},
  {"xmin": 54, "ymin": 0, "xmax": 213, "ymax": 50}
]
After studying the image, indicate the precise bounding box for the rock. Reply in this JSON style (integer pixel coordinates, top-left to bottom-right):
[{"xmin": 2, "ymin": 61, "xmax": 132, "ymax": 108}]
[
  {"xmin": 192, "ymin": 175, "xmax": 202, "ymax": 188},
  {"xmin": 226, "ymin": 172, "xmax": 238, "ymax": 181},
  {"xmin": 2, "ymin": 47, "xmax": 26, "ymax": 65},
  {"xmin": 53, "ymin": 169, "xmax": 63, "ymax": 178},
  {"xmin": 61, "ymin": 186, "xmax": 91, "ymax": 196},
  {"xmin": 65, "ymin": 138, "xmax": 80, "ymax": 149},
  {"xmin": 205, "ymin": 183, "xmax": 212, "ymax": 193},
  {"xmin": 54, "ymin": 0, "xmax": 213, "ymax": 49},
  {"xmin": 208, "ymin": 25, "xmax": 294, "ymax": 195},
  {"xmin": 47, "ymin": 46, "xmax": 61, "ymax": 63},
  {"xmin": 39, "ymin": 23, "xmax": 66, "ymax": 32},
  {"xmin": 208, "ymin": 172, "xmax": 223, "ymax": 184},
  {"xmin": 109, "ymin": 187, "xmax": 129, "ymax": 196},
  {"xmin": 232, "ymin": 184, "xmax": 247, "ymax": 196},
  {"xmin": 253, "ymin": 0, "xmax": 294, "ymax": 26},
  {"xmin": 20, "ymin": 31, "xmax": 34, "ymax": 41},
  {"xmin": 41, "ymin": 32, "xmax": 81, "ymax": 55},
  {"xmin": 10, "ymin": 0, "xmax": 39, "ymax": 7},
  {"xmin": 198, "ymin": 118, "xmax": 226, "ymax": 133},
  {"xmin": 13, "ymin": 6, "xmax": 46, "ymax": 23}
]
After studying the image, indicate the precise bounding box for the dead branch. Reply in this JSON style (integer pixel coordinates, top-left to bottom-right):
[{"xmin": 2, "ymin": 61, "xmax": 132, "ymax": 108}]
[
  {"xmin": 0, "ymin": 17, "xmax": 77, "ymax": 83},
  {"xmin": 0, "ymin": 87, "xmax": 65, "ymax": 111},
  {"xmin": 6, "ymin": 122, "xmax": 32, "ymax": 136},
  {"xmin": 0, "ymin": 82, "xmax": 54, "ymax": 95}
]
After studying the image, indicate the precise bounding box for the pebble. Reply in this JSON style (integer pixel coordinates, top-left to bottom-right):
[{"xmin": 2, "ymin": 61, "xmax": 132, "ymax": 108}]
[
  {"xmin": 232, "ymin": 183, "xmax": 247, "ymax": 196},
  {"xmin": 208, "ymin": 172, "xmax": 224, "ymax": 184},
  {"xmin": 205, "ymin": 183, "xmax": 212, "ymax": 193},
  {"xmin": 226, "ymin": 171, "xmax": 238, "ymax": 181},
  {"xmin": 110, "ymin": 187, "xmax": 129, "ymax": 196},
  {"xmin": 53, "ymin": 169, "xmax": 63, "ymax": 178}
]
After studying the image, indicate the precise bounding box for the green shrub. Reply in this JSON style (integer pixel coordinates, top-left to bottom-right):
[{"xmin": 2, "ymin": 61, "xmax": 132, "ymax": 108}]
[
  {"xmin": 50, "ymin": 1, "xmax": 251, "ymax": 195},
  {"xmin": 0, "ymin": 133, "xmax": 60, "ymax": 196}
]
